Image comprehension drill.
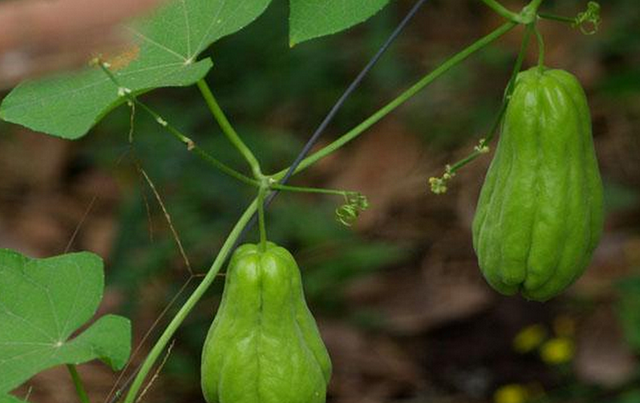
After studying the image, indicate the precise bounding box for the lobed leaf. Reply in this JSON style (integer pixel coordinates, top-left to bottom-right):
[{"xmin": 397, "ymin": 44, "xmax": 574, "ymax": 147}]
[
  {"xmin": 0, "ymin": 0, "xmax": 272, "ymax": 139},
  {"xmin": 0, "ymin": 249, "xmax": 131, "ymax": 394},
  {"xmin": 289, "ymin": 0, "xmax": 392, "ymax": 46}
]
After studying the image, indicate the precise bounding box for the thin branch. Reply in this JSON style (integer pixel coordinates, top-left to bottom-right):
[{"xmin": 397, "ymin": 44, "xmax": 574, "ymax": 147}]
[
  {"xmin": 96, "ymin": 63, "xmax": 259, "ymax": 188},
  {"xmin": 114, "ymin": 2, "xmax": 516, "ymax": 402},
  {"xmin": 122, "ymin": 199, "xmax": 259, "ymax": 403},
  {"xmin": 197, "ymin": 79, "xmax": 263, "ymax": 178},
  {"xmin": 484, "ymin": 22, "xmax": 533, "ymax": 145},
  {"xmin": 270, "ymin": 0, "xmax": 430, "ymax": 192},
  {"xmin": 63, "ymin": 195, "xmax": 98, "ymax": 253},
  {"xmin": 537, "ymin": 12, "xmax": 574, "ymax": 24},
  {"xmin": 428, "ymin": 23, "xmax": 534, "ymax": 193},
  {"xmin": 137, "ymin": 166, "xmax": 193, "ymax": 275},
  {"xmin": 269, "ymin": 183, "xmax": 352, "ymax": 197},
  {"xmin": 480, "ymin": 0, "xmax": 521, "ymax": 22},
  {"xmin": 104, "ymin": 278, "xmax": 194, "ymax": 403},
  {"xmin": 135, "ymin": 340, "xmax": 175, "ymax": 403},
  {"xmin": 272, "ymin": 21, "xmax": 517, "ymax": 180},
  {"xmin": 67, "ymin": 364, "xmax": 91, "ymax": 403}
]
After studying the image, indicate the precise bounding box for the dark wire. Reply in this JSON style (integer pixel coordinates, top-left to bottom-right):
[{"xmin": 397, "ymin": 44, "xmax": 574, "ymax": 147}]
[
  {"xmin": 109, "ymin": 1, "xmax": 427, "ymax": 401},
  {"xmin": 274, "ymin": 0, "xmax": 429, "ymax": 190},
  {"xmin": 241, "ymin": 0, "xmax": 429, "ymax": 239}
]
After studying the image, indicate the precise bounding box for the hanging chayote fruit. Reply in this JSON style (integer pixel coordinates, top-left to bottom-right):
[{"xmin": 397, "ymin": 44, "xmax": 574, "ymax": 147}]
[
  {"xmin": 201, "ymin": 242, "xmax": 332, "ymax": 403},
  {"xmin": 473, "ymin": 67, "xmax": 604, "ymax": 302}
]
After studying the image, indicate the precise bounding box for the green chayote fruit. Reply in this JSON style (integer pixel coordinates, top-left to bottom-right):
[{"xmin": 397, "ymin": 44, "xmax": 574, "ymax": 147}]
[
  {"xmin": 201, "ymin": 242, "xmax": 331, "ymax": 403},
  {"xmin": 472, "ymin": 67, "xmax": 604, "ymax": 302}
]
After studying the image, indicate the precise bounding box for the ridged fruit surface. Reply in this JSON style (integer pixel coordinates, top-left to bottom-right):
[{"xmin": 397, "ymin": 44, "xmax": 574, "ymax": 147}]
[
  {"xmin": 472, "ymin": 67, "xmax": 604, "ymax": 302},
  {"xmin": 201, "ymin": 242, "xmax": 331, "ymax": 403}
]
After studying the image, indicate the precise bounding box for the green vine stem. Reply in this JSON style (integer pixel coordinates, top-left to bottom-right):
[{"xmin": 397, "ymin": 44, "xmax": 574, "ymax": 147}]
[
  {"xmin": 67, "ymin": 364, "xmax": 91, "ymax": 403},
  {"xmin": 428, "ymin": 23, "xmax": 534, "ymax": 193},
  {"xmin": 120, "ymin": 183, "xmax": 366, "ymax": 401},
  {"xmin": 481, "ymin": 0, "xmax": 521, "ymax": 22},
  {"xmin": 524, "ymin": 0, "xmax": 546, "ymax": 20},
  {"xmin": 270, "ymin": 21, "xmax": 518, "ymax": 181},
  {"xmin": 121, "ymin": 6, "xmax": 538, "ymax": 402},
  {"xmin": 482, "ymin": 0, "xmax": 546, "ymax": 24},
  {"xmin": 534, "ymin": 25, "xmax": 546, "ymax": 72},
  {"xmin": 123, "ymin": 199, "xmax": 258, "ymax": 403},
  {"xmin": 537, "ymin": 12, "xmax": 574, "ymax": 23},
  {"xmin": 269, "ymin": 183, "xmax": 356, "ymax": 197},
  {"xmin": 96, "ymin": 63, "xmax": 259, "ymax": 188},
  {"xmin": 197, "ymin": 79, "xmax": 263, "ymax": 179},
  {"xmin": 490, "ymin": 22, "xmax": 534, "ymax": 144},
  {"xmin": 191, "ymin": 147, "xmax": 259, "ymax": 187}
]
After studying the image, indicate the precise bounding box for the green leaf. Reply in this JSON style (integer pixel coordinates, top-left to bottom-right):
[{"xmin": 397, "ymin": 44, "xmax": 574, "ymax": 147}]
[
  {"xmin": 0, "ymin": 395, "xmax": 27, "ymax": 403},
  {"xmin": 0, "ymin": 249, "xmax": 131, "ymax": 394},
  {"xmin": 615, "ymin": 390, "xmax": 640, "ymax": 403},
  {"xmin": 0, "ymin": 0, "xmax": 272, "ymax": 139},
  {"xmin": 289, "ymin": 0, "xmax": 392, "ymax": 45}
]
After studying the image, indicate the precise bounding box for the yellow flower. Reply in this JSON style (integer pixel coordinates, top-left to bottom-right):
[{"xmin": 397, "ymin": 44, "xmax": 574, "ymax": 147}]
[
  {"xmin": 494, "ymin": 384, "xmax": 529, "ymax": 403},
  {"xmin": 513, "ymin": 324, "xmax": 547, "ymax": 353},
  {"xmin": 540, "ymin": 337, "xmax": 575, "ymax": 364}
]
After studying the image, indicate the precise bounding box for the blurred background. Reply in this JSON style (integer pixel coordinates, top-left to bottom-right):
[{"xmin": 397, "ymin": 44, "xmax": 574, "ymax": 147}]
[{"xmin": 1, "ymin": 0, "xmax": 639, "ymax": 402}]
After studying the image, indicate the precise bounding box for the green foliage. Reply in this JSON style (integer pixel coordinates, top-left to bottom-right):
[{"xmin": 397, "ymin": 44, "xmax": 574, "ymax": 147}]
[
  {"xmin": 201, "ymin": 243, "xmax": 331, "ymax": 403},
  {"xmin": 0, "ymin": 395, "xmax": 27, "ymax": 403},
  {"xmin": 603, "ymin": 181, "xmax": 640, "ymax": 213},
  {"xmin": 205, "ymin": 0, "xmax": 402, "ymax": 128},
  {"xmin": 0, "ymin": 250, "xmax": 131, "ymax": 395},
  {"xmin": 0, "ymin": 0, "xmax": 628, "ymax": 401},
  {"xmin": 617, "ymin": 277, "xmax": 640, "ymax": 354},
  {"xmin": 289, "ymin": 0, "xmax": 392, "ymax": 46},
  {"xmin": 89, "ymin": 105, "xmax": 406, "ymax": 310},
  {"xmin": 609, "ymin": 390, "xmax": 640, "ymax": 403},
  {"xmin": 0, "ymin": 0, "xmax": 271, "ymax": 139},
  {"xmin": 472, "ymin": 67, "xmax": 604, "ymax": 301},
  {"xmin": 599, "ymin": 69, "xmax": 640, "ymax": 97},
  {"xmin": 0, "ymin": 0, "xmax": 398, "ymax": 140}
]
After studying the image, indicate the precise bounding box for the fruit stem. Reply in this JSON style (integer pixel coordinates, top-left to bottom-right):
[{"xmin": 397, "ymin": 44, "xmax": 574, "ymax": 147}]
[
  {"xmin": 257, "ymin": 180, "xmax": 269, "ymax": 252},
  {"xmin": 534, "ymin": 25, "xmax": 546, "ymax": 73}
]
